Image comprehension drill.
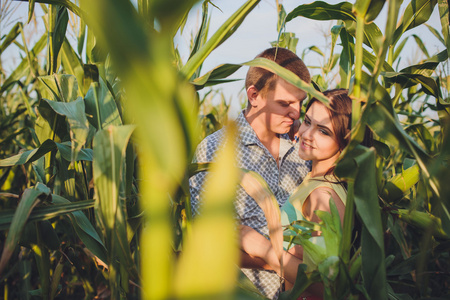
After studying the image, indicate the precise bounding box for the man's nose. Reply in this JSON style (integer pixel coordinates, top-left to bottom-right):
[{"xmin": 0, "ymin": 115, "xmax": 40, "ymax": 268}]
[{"xmin": 289, "ymin": 103, "xmax": 300, "ymax": 119}]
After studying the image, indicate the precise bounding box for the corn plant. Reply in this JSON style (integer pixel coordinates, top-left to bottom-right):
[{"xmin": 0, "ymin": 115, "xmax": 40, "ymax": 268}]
[
  {"xmin": 0, "ymin": 0, "xmax": 449, "ymax": 299},
  {"xmin": 241, "ymin": 1, "xmax": 449, "ymax": 299}
]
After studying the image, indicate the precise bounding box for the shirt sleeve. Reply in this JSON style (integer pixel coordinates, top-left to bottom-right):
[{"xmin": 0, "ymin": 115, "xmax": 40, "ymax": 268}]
[{"xmin": 188, "ymin": 134, "xmax": 217, "ymax": 217}]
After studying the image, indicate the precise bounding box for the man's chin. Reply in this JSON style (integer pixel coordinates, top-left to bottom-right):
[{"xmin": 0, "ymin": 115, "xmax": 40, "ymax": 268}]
[{"xmin": 276, "ymin": 128, "xmax": 290, "ymax": 135}]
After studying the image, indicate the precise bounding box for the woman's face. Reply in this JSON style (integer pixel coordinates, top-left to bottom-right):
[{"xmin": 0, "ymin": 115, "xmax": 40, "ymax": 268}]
[{"xmin": 298, "ymin": 101, "xmax": 341, "ymax": 166}]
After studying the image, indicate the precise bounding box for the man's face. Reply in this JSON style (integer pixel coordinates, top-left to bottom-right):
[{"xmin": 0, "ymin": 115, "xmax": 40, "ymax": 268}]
[{"xmin": 255, "ymin": 78, "xmax": 307, "ymax": 135}]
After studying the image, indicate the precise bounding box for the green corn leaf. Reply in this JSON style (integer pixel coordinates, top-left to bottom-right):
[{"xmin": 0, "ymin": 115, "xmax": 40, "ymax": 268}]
[
  {"xmin": 244, "ymin": 57, "xmax": 329, "ymax": 106},
  {"xmin": 297, "ymin": 235, "xmax": 327, "ymax": 266},
  {"xmin": 335, "ymin": 146, "xmax": 387, "ymax": 299},
  {"xmin": 394, "ymin": 209, "xmax": 449, "ymax": 239},
  {"xmin": 0, "ymin": 107, "xmax": 27, "ymax": 129},
  {"xmin": 27, "ymin": 1, "xmax": 36, "ymax": 23},
  {"xmin": 405, "ymin": 123, "xmax": 436, "ymax": 153},
  {"xmin": 339, "ymin": 26, "xmax": 354, "ymax": 89},
  {"xmin": 353, "ymin": 0, "xmax": 372, "ymax": 19},
  {"xmin": 276, "ymin": 4, "xmax": 287, "ymax": 33},
  {"xmin": 191, "ymin": 63, "xmax": 242, "ymax": 90},
  {"xmin": 381, "ymin": 164, "xmax": 420, "ymax": 202},
  {"xmin": 77, "ymin": 17, "xmax": 86, "ymax": 55},
  {"xmin": 0, "ymin": 183, "xmax": 51, "ymax": 275},
  {"xmin": 146, "ymin": 0, "xmax": 199, "ymax": 35},
  {"xmin": 93, "ymin": 124, "xmax": 137, "ymax": 293},
  {"xmin": 181, "ymin": 0, "xmax": 260, "ymax": 79},
  {"xmin": 314, "ymin": 199, "xmax": 342, "ymax": 257},
  {"xmin": 286, "ymin": 1, "xmax": 355, "ymax": 22},
  {"xmin": 49, "ymin": 256, "xmax": 64, "ymax": 300},
  {"xmin": 412, "ymin": 34, "xmax": 430, "ymax": 58},
  {"xmin": 318, "ymin": 255, "xmax": 340, "ymax": 282},
  {"xmin": 344, "ymin": 27, "xmax": 388, "ymax": 70},
  {"xmin": 393, "ymin": 37, "xmax": 410, "ymax": 63},
  {"xmin": 425, "ymin": 23, "xmax": 446, "ymax": 45},
  {"xmin": 31, "ymin": 0, "xmax": 83, "ymax": 16},
  {"xmin": 35, "ymin": 98, "xmax": 69, "ymax": 144},
  {"xmin": 384, "ymin": 72, "xmax": 442, "ymax": 101},
  {"xmin": 364, "ymin": 0, "xmax": 386, "ymax": 22},
  {"xmin": 365, "ymin": 96, "xmax": 441, "ymax": 200},
  {"xmin": 51, "ymin": 195, "xmax": 108, "ymax": 264},
  {"xmin": 1, "ymin": 33, "xmax": 46, "ymax": 94},
  {"xmin": 188, "ymin": 162, "xmax": 212, "ymax": 177},
  {"xmin": 438, "ymin": 0, "xmax": 450, "ymax": 55},
  {"xmin": 174, "ymin": 123, "xmax": 239, "ymax": 298},
  {"xmin": 49, "ymin": 5, "xmax": 69, "ymax": 74},
  {"xmin": 56, "ymin": 142, "xmax": 93, "ymax": 161},
  {"xmin": 81, "ymin": 1, "xmax": 199, "ymax": 296},
  {"xmin": 0, "ymin": 128, "xmax": 29, "ymax": 148},
  {"xmin": 42, "ymin": 98, "xmax": 89, "ymax": 162},
  {"xmin": 0, "ymin": 22, "xmax": 21, "ymax": 54},
  {"xmin": 187, "ymin": 1, "xmax": 210, "ymax": 79},
  {"xmin": 279, "ymin": 264, "xmax": 321, "ymax": 300},
  {"xmin": 0, "ymin": 140, "xmax": 92, "ymax": 167},
  {"xmin": 0, "ymin": 139, "xmax": 56, "ymax": 167},
  {"xmin": 60, "ymin": 39, "xmax": 85, "ymax": 95},
  {"xmin": 0, "ymin": 199, "xmax": 95, "ymax": 231},
  {"xmin": 39, "ymin": 74, "xmax": 80, "ymax": 102},
  {"xmin": 387, "ymin": 215, "xmax": 410, "ymax": 259},
  {"xmin": 393, "ymin": 0, "xmax": 438, "ymax": 46},
  {"xmin": 93, "ymin": 124, "xmax": 135, "ymax": 233},
  {"xmin": 240, "ymin": 169, "xmax": 284, "ymax": 263},
  {"xmin": 286, "ymin": 1, "xmax": 383, "ymax": 54},
  {"xmin": 84, "ymin": 79, "xmax": 123, "ymax": 130}
]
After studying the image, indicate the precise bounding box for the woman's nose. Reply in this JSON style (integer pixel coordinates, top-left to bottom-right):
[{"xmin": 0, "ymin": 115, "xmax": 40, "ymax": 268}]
[{"xmin": 302, "ymin": 126, "xmax": 313, "ymax": 140}]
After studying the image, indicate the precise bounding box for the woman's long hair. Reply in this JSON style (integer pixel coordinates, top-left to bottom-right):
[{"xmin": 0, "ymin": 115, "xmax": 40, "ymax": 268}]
[
  {"xmin": 305, "ymin": 88, "xmax": 373, "ymax": 179},
  {"xmin": 306, "ymin": 89, "xmax": 371, "ymax": 254}
]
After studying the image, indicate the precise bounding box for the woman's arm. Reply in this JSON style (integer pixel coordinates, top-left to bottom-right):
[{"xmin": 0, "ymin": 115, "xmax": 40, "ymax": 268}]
[
  {"xmin": 239, "ymin": 225, "xmax": 304, "ymax": 284},
  {"xmin": 240, "ymin": 250, "xmax": 272, "ymax": 270}
]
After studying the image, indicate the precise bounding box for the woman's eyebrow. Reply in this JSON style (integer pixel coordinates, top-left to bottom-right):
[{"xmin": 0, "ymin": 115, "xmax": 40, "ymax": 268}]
[
  {"xmin": 317, "ymin": 124, "xmax": 333, "ymax": 132},
  {"xmin": 305, "ymin": 114, "xmax": 333, "ymax": 133}
]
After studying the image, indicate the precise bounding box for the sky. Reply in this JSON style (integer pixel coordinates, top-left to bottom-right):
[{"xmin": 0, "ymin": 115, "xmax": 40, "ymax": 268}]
[
  {"xmin": 174, "ymin": 0, "xmax": 445, "ymax": 116},
  {"xmin": 3, "ymin": 0, "xmax": 445, "ymax": 116}
]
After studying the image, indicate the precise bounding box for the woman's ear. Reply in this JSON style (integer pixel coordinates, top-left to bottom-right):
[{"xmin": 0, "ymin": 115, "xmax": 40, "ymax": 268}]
[{"xmin": 246, "ymin": 85, "xmax": 259, "ymax": 107}]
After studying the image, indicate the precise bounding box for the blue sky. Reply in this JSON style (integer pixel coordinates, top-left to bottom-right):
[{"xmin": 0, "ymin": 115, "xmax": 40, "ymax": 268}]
[
  {"xmin": 175, "ymin": 1, "xmax": 445, "ymax": 115},
  {"xmin": 3, "ymin": 1, "xmax": 445, "ymax": 116}
]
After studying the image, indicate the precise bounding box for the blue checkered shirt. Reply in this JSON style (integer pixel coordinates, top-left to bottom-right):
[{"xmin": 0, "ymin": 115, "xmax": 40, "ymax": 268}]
[{"xmin": 189, "ymin": 111, "xmax": 310, "ymax": 299}]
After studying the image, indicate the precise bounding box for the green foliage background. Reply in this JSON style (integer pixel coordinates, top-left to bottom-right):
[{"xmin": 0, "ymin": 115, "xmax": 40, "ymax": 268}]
[{"xmin": 0, "ymin": 0, "xmax": 448, "ymax": 299}]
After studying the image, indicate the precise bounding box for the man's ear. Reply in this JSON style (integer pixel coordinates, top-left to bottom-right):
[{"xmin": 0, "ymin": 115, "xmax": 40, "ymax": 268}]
[{"xmin": 246, "ymin": 85, "xmax": 259, "ymax": 107}]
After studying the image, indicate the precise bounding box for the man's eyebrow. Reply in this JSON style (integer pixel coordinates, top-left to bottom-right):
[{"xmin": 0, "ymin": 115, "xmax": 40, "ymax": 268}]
[{"xmin": 275, "ymin": 99, "xmax": 300, "ymax": 103}]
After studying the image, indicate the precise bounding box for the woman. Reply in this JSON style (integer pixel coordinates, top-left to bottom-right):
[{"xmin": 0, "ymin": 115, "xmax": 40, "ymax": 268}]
[{"xmin": 240, "ymin": 89, "xmax": 372, "ymax": 297}]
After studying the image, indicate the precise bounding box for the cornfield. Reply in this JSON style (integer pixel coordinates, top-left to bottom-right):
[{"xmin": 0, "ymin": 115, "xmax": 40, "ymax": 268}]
[{"xmin": 0, "ymin": 0, "xmax": 449, "ymax": 299}]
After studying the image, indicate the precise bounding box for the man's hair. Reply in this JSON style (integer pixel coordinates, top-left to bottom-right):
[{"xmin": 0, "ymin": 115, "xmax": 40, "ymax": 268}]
[{"xmin": 245, "ymin": 47, "xmax": 311, "ymax": 97}]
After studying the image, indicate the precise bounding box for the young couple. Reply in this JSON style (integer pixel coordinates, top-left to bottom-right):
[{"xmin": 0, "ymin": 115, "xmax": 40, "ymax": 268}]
[{"xmin": 189, "ymin": 47, "xmax": 371, "ymax": 299}]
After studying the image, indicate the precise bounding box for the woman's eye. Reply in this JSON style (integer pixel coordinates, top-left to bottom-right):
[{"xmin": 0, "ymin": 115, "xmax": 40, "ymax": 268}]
[
  {"xmin": 320, "ymin": 129, "xmax": 330, "ymax": 136},
  {"xmin": 304, "ymin": 119, "xmax": 311, "ymax": 125}
]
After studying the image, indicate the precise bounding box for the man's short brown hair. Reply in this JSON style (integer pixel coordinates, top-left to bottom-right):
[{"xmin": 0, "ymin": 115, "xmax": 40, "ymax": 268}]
[{"xmin": 245, "ymin": 47, "xmax": 311, "ymax": 97}]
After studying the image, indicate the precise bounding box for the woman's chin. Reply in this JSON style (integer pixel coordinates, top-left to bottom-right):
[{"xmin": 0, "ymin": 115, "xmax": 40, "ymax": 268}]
[{"xmin": 298, "ymin": 152, "xmax": 311, "ymax": 161}]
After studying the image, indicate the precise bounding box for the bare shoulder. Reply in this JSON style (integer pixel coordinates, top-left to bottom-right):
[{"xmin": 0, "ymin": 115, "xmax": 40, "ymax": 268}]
[
  {"xmin": 309, "ymin": 187, "xmax": 341, "ymax": 205},
  {"xmin": 303, "ymin": 187, "xmax": 345, "ymax": 223}
]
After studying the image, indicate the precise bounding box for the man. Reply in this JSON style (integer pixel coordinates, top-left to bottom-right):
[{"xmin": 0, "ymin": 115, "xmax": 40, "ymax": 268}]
[{"xmin": 189, "ymin": 47, "xmax": 311, "ymax": 299}]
